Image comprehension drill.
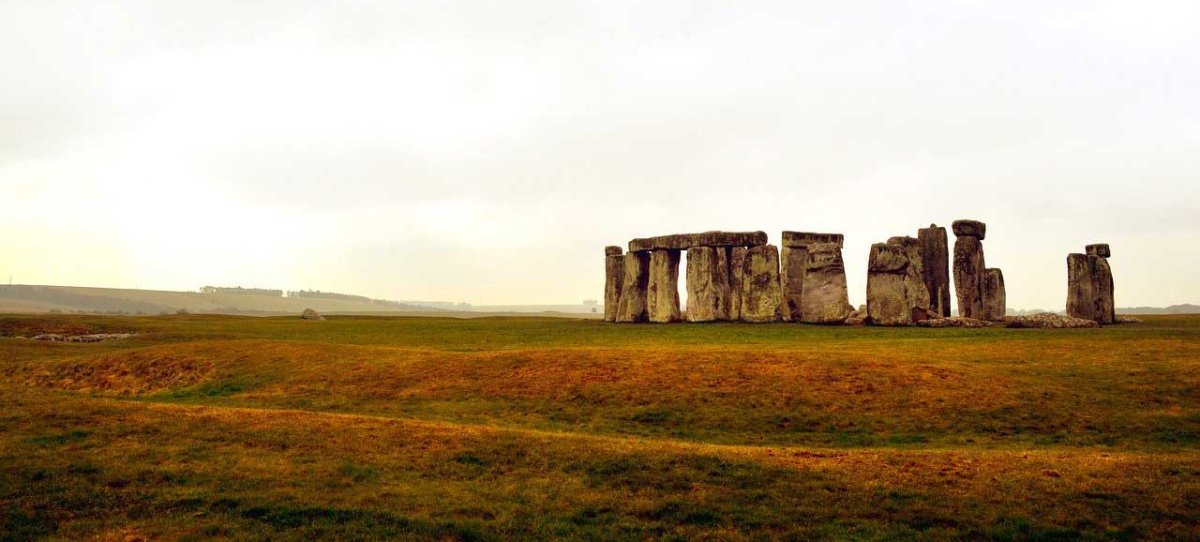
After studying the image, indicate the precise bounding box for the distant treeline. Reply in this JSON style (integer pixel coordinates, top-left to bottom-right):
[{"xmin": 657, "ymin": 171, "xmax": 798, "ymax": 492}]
[
  {"xmin": 287, "ymin": 289, "xmax": 433, "ymax": 311},
  {"xmin": 199, "ymin": 286, "xmax": 284, "ymax": 297}
]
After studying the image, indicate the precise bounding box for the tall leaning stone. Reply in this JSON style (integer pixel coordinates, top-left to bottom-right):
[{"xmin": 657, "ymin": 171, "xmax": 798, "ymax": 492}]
[
  {"xmin": 603, "ymin": 246, "xmax": 624, "ymax": 322},
  {"xmin": 982, "ymin": 268, "xmax": 1006, "ymax": 322},
  {"xmin": 727, "ymin": 247, "xmax": 747, "ymax": 320},
  {"xmin": 1065, "ymin": 253, "xmax": 1095, "ymax": 321},
  {"xmin": 867, "ymin": 243, "xmax": 911, "ymax": 326},
  {"xmin": 952, "ymin": 220, "xmax": 987, "ymax": 319},
  {"xmin": 798, "ymin": 243, "xmax": 852, "ymax": 323},
  {"xmin": 740, "ymin": 244, "xmax": 782, "ymax": 323},
  {"xmin": 615, "ymin": 252, "xmax": 650, "ymax": 322},
  {"xmin": 686, "ymin": 246, "xmax": 731, "ymax": 322},
  {"xmin": 918, "ymin": 224, "xmax": 951, "ymax": 317},
  {"xmin": 647, "ymin": 249, "xmax": 681, "ymax": 323},
  {"xmin": 887, "ymin": 236, "xmax": 932, "ymax": 321}
]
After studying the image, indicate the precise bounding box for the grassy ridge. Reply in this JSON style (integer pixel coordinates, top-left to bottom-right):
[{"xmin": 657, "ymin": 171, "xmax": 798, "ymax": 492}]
[{"xmin": 1, "ymin": 314, "xmax": 1198, "ymax": 539}]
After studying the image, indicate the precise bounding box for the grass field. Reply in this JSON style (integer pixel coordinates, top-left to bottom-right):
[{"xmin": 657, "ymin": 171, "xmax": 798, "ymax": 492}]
[{"xmin": 1, "ymin": 314, "xmax": 1198, "ymax": 540}]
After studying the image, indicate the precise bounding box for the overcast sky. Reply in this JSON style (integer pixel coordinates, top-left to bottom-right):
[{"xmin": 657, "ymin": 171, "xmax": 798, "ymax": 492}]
[{"xmin": 2, "ymin": 1, "xmax": 1197, "ymax": 309}]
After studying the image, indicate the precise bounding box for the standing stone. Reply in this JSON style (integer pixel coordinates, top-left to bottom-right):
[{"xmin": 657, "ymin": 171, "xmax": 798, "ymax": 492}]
[
  {"xmin": 867, "ymin": 243, "xmax": 912, "ymax": 326},
  {"xmin": 615, "ymin": 252, "xmax": 650, "ymax": 323},
  {"xmin": 780, "ymin": 245, "xmax": 807, "ymax": 321},
  {"xmin": 952, "ymin": 220, "xmax": 987, "ymax": 319},
  {"xmin": 740, "ymin": 244, "xmax": 782, "ymax": 323},
  {"xmin": 982, "ymin": 268, "xmax": 1006, "ymax": 321},
  {"xmin": 603, "ymin": 247, "xmax": 624, "ymax": 322},
  {"xmin": 918, "ymin": 224, "xmax": 951, "ymax": 317},
  {"xmin": 647, "ymin": 249, "xmax": 681, "ymax": 323},
  {"xmin": 1065, "ymin": 253, "xmax": 1096, "ymax": 321},
  {"xmin": 727, "ymin": 247, "xmax": 747, "ymax": 321},
  {"xmin": 887, "ymin": 236, "xmax": 932, "ymax": 321},
  {"xmin": 797, "ymin": 243, "xmax": 852, "ymax": 323},
  {"xmin": 686, "ymin": 246, "xmax": 731, "ymax": 322},
  {"xmin": 1091, "ymin": 255, "xmax": 1115, "ymax": 324}
]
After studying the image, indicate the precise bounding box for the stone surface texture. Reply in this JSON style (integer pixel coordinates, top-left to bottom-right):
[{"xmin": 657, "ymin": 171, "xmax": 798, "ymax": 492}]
[
  {"xmin": 615, "ymin": 252, "xmax": 650, "ymax": 322},
  {"xmin": 604, "ymin": 246, "xmax": 623, "ymax": 257},
  {"xmin": 647, "ymin": 249, "xmax": 681, "ymax": 323},
  {"xmin": 918, "ymin": 224, "xmax": 952, "ymax": 317},
  {"xmin": 1091, "ymin": 256, "xmax": 1115, "ymax": 324},
  {"xmin": 629, "ymin": 231, "xmax": 766, "ymax": 253},
  {"xmin": 603, "ymin": 252, "xmax": 625, "ymax": 322},
  {"xmin": 780, "ymin": 245, "xmax": 807, "ymax": 321},
  {"xmin": 301, "ymin": 308, "xmax": 324, "ymax": 321},
  {"xmin": 781, "ymin": 231, "xmax": 845, "ymax": 249},
  {"xmin": 1086, "ymin": 244, "xmax": 1111, "ymax": 258},
  {"xmin": 685, "ymin": 246, "xmax": 731, "ymax": 322},
  {"xmin": 1065, "ymin": 253, "xmax": 1096, "ymax": 322},
  {"xmin": 796, "ymin": 242, "xmax": 852, "ymax": 323},
  {"xmin": 982, "ymin": 268, "xmax": 1006, "ymax": 321},
  {"xmin": 739, "ymin": 245, "xmax": 782, "ymax": 323},
  {"xmin": 1007, "ymin": 312, "xmax": 1100, "ymax": 329},
  {"xmin": 867, "ymin": 243, "xmax": 912, "ymax": 326},
  {"xmin": 888, "ymin": 236, "xmax": 932, "ymax": 321},
  {"xmin": 727, "ymin": 247, "xmax": 747, "ymax": 321},
  {"xmin": 953, "ymin": 235, "xmax": 986, "ymax": 319}
]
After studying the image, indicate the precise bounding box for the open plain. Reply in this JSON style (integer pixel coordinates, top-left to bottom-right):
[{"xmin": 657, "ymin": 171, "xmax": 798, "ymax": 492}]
[{"xmin": 1, "ymin": 314, "xmax": 1198, "ymax": 540}]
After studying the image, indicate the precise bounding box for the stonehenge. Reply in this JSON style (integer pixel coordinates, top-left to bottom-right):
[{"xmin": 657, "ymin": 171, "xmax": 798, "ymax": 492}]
[
  {"xmin": 1067, "ymin": 244, "xmax": 1115, "ymax": 324},
  {"xmin": 605, "ymin": 223, "xmax": 1093, "ymax": 328}
]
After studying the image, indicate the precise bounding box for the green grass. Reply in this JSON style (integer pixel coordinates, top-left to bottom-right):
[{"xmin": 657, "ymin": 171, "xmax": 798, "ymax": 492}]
[{"xmin": 0, "ymin": 313, "xmax": 1198, "ymax": 540}]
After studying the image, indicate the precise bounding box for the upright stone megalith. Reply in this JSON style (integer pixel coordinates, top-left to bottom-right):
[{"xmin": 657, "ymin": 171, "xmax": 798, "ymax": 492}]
[
  {"xmin": 780, "ymin": 232, "xmax": 850, "ymax": 324},
  {"xmin": 1088, "ymin": 244, "xmax": 1115, "ymax": 324},
  {"xmin": 799, "ymin": 243, "xmax": 852, "ymax": 323},
  {"xmin": 686, "ymin": 246, "xmax": 732, "ymax": 322},
  {"xmin": 615, "ymin": 251, "xmax": 650, "ymax": 323},
  {"xmin": 952, "ymin": 220, "xmax": 987, "ymax": 319},
  {"xmin": 918, "ymin": 224, "xmax": 951, "ymax": 317},
  {"xmin": 982, "ymin": 268, "xmax": 1006, "ymax": 321},
  {"xmin": 603, "ymin": 246, "xmax": 624, "ymax": 322},
  {"xmin": 647, "ymin": 249, "xmax": 681, "ymax": 323},
  {"xmin": 727, "ymin": 246, "xmax": 747, "ymax": 321},
  {"xmin": 867, "ymin": 243, "xmax": 912, "ymax": 326},
  {"xmin": 1065, "ymin": 253, "xmax": 1096, "ymax": 321},
  {"xmin": 740, "ymin": 244, "xmax": 782, "ymax": 323},
  {"xmin": 887, "ymin": 236, "xmax": 932, "ymax": 321}
]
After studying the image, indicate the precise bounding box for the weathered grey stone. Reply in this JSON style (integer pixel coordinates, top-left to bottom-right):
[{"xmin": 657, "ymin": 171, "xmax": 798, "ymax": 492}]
[
  {"xmin": 953, "ymin": 236, "xmax": 986, "ymax": 318},
  {"xmin": 866, "ymin": 243, "xmax": 911, "ymax": 326},
  {"xmin": 1065, "ymin": 253, "xmax": 1095, "ymax": 322},
  {"xmin": 603, "ymin": 252, "xmax": 625, "ymax": 322},
  {"xmin": 301, "ymin": 308, "xmax": 324, "ymax": 321},
  {"xmin": 1007, "ymin": 312, "xmax": 1099, "ymax": 329},
  {"xmin": 727, "ymin": 247, "xmax": 747, "ymax": 321},
  {"xmin": 781, "ymin": 231, "xmax": 844, "ymax": 249},
  {"xmin": 916, "ymin": 316, "xmax": 991, "ymax": 328},
  {"xmin": 647, "ymin": 249, "xmax": 681, "ymax": 323},
  {"xmin": 686, "ymin": 246, "xmax": 732, "ymax": 322},
  {"xmin": 951, "ymin": 219, "xmax": 986, "ymax": 240},
  {"xmin": 739, "ymin": 244, "xmax": 782, "ymax": 323},
  {"xmin": 887, "ymin": 236, "xmax": 932, "ymax": 321},
  {"xmin": 982, "ymin": 268, "xmax": 1006, "ymax": 321},
  {"xmin": 629, "ymin": 231, "xmax": 766, "ymax": 253},
  {"xmin": 918, "ymin": 224, "xmax": 951, "ymax": 317},
  {"xmin": 797, "ymin": 242, "xmax": 852, "ymax": 323},
  {"xmin": 845, "ymin": 305, "xmax": 868, "ymax": 326},
  {"xmin": 605, "ymin": 245, "xmax": 623, "ymax": 257},
  {"xmin": 780, "ymin": 245, "xmax": 806, "ymax": 322},
  {"xmin": 615, "ymin": 252, "xmax": 650, "ymax": 323},
  {"xmin": 1091, "ymin": 256, "xmax": 1115, "ymax": 324}
]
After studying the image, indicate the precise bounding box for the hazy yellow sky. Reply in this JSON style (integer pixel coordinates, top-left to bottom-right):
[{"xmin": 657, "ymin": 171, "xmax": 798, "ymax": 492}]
[{"xmin": 2, "ymin": 1, "xmax": 1198, "ymax": 308}]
